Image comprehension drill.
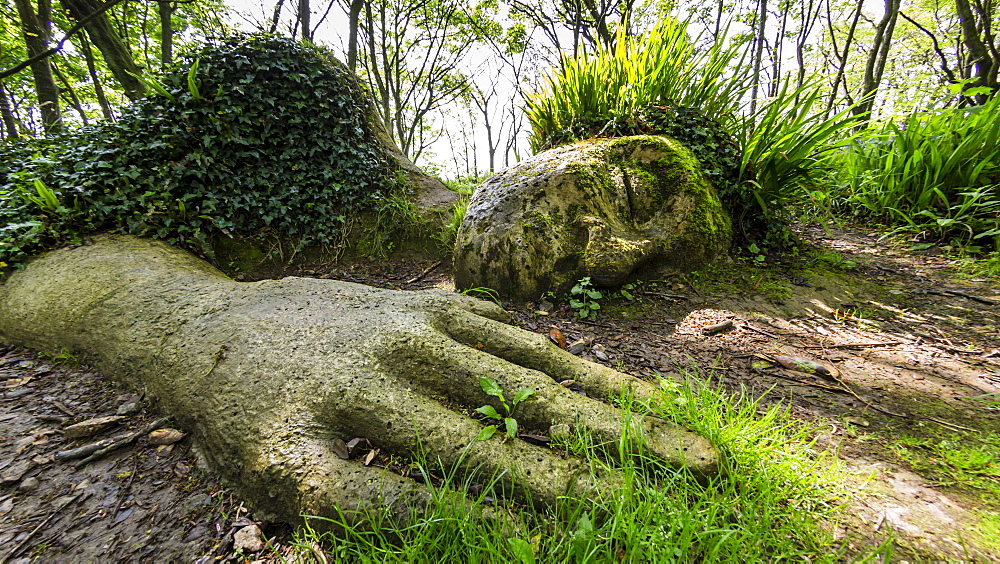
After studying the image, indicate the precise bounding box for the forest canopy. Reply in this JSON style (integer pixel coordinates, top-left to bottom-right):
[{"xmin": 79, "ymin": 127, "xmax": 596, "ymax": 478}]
[{"xmin": 1, "ymin": 0, "xmax": 999, "ymax": 269}]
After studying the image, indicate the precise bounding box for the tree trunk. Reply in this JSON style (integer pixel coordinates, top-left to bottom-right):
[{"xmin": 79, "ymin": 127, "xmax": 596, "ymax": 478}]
[
  {"xmin": 158, "ymin": 0, "xmax": 174, "ymax": 69},
  {"xmin": 14, "ymin": 0, "xmax": 62, "ymax": 133},
  {"xmin": 79, "ymin": 32, "xmax": 114, "ymax": 120},
  {"xmin": 0, "ymin": 81, "xmax": 20, "ymax": 138},
  {"xmin": 824, "ymin": 0, "xmax": 864, "ymax": 115},
  {"xmin": 347, "ymin": 0, "xmax": 365, "ymax": 72},
  {"xmin": 749, "ymin": 0, "xmax": 768, "ymax": 115},
  {"xmin": 794, "ymin": 0, "xmax": 821, "ymax": 90},
  {"xmin": 955, "ymin": 0, "xmax": 998, "ymax": 103},
  {"xmin": 268, "ymin": 0, "xmax": 285, "ymax": 33},
  {"xmin": 854, "ymin": 0, "xmax": 901, "ymax": 122},
  {"xmin": 52, "ymin": 61, "xmax": 89, "ymax": 124},
  {"xmin": 298, "ymin": 0, "xmax": 311, "ymax": 41},
  {"xmin": 60, "ymin": 0, "xmax": 147, "ymax": 101},
  {"xmin": 0, "ymin": 235, "xmax": 717, "ymax": 527}
]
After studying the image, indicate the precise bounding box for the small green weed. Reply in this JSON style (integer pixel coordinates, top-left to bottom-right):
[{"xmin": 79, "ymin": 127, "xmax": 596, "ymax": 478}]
[
  {"xmin": 810, "ymin": 249, "xmax": 857, "ymax": 270},
  {"xmin": 617, "ymin": 282, "xmax": 639, "ymax": 301},
  {"xmin": 568, "ymin": 276, "xmax": 603, "ymax": 319},
  {"xmin": 747, "ymin": 242, "xmax": 767, "ymax": 265},
  {"xmin": 37, "ymin": 347, "xmax": 78, "ymax": 364},
  {"xmin": 474, "ymin": 376, "xmax": 535, "ymax": 441}
]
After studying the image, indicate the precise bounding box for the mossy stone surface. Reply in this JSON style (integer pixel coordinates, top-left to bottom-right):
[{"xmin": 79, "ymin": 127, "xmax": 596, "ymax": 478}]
[{"xmin": 454, "ymin": 135, "xmax": 731, "ymax": 299}]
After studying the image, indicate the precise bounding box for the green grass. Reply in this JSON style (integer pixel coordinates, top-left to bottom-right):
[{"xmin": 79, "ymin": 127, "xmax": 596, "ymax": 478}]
[
  {"xmin": 283, "ymin": 368, "xmax": 851, "ymax": 562},
  {"xmin": 436, "ymin": 195, "xmax": 469, "ymax": 252},
  {"xmin": 976, "ymin": 512, "xmax": 1000, "ymax": 552},
  {"xmin": 892, "ymin": 428, "xmax": 1000, "ymax": 504},
  {"xmin": 444, "ymin": 174, "xmax": 490, "ymax": 195},
  {"xmin": 524, "ymin": 17, "xmax": 749, "ymax": 153}
]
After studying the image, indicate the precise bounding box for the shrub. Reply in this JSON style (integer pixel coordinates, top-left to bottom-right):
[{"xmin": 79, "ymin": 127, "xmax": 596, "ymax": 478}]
[
  {"xmin": 0, "ymin": 33, "xmax": 395, "ymax": 267},
  {"xmin": 524, "ymin": 17, "xmax": 749, "ymax": 153}
]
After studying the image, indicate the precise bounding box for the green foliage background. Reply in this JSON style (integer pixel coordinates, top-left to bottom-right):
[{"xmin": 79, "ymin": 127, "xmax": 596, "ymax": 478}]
[
  {"xmin": 1, "ymin": 33, "xmax": 395, "ymax": 266},
  {"xmin": 524, "ymin": 17, "xmax": 863, "ymax": 249}
]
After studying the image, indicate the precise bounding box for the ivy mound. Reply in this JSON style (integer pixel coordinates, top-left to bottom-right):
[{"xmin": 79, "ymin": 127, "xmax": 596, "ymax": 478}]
[
  {"xmin": 454, "ymin": 135, "xmax": 732, "ymax": 299},
  {"xmin": 0, "ymin": 34, "xmax": 435, "ymax": 268}
]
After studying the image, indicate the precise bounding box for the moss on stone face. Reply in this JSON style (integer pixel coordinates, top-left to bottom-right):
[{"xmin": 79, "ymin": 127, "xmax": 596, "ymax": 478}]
[{"xmin": 455, "ymin": 135, "xmax": 732, "ymax": 299}]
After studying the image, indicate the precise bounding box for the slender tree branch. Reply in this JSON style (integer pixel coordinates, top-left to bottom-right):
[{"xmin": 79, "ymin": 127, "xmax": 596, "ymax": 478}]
[{"xmin": 899, "ymin": 11, "xmax": 959, "ymax": 84}]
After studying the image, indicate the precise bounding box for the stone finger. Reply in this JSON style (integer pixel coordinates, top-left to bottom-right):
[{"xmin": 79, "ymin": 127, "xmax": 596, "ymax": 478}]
[
  {"xmin": 437, "ymin": 309, "xmax": 661, "ymax": 402},
  {"xmin": 246, "ymin": 421, "xmax": 441, "ymax": 530},
  {"xmin": 309, "ymin": 380, "xmax": 608, "ymax": 508},
  {"xmin": 375, "ymin": 328, "xmax": 718, "ymax": 478}
]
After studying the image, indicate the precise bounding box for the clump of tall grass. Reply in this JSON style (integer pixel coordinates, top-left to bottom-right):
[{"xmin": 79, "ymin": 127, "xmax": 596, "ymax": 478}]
[
  {"xmin": 524, "ymin": 17, "xmax": 749, "ymax": 152},
  {"xmin": 437, "ymin": 195, "xmax": 469, "ymax": 252},
  {"xmin": 835, "ymin": 93, "xmax": 1000, "ymax": 251},
  {"xmin": 285, "ymin": 369, "xmax": 849, "ymax": 562},
  {"xmin": 733, "ymin": 80, "xmax": 863, "ymax": 245}
]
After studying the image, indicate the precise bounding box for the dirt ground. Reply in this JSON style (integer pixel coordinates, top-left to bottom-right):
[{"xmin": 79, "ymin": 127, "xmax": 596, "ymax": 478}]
[{"xmin": 1, "ymin": 224, "xmax": 998, "ymax": 562}]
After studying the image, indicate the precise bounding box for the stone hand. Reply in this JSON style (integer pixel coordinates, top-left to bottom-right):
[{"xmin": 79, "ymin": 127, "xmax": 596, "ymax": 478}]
[{"xmin": 0, "ymin": 235, "xmax": 717, "ymax": 526}]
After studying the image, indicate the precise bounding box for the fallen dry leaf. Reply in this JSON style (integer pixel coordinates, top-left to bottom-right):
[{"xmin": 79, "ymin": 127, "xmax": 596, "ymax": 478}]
[{"xmin": 548, "ymin": 327, "xmax": 567, "ymax": 349}]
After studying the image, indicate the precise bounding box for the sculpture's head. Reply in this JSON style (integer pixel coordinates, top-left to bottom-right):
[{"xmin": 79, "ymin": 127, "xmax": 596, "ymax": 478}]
[{"xmin": 455, "ymin": 136, "xmax": 732, "ymax": 299}]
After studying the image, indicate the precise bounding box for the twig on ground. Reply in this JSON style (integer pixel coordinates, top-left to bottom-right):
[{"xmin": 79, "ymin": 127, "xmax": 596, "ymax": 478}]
[
  {"xmin": 641, "ymin": 291, "xmax": 691, "ymax": 300},
  {"xmin": 925, "ymin": 416, "xmax": 977, "ymax": 433},
  {"xmin": 756, "ymin": 354, "xmax": 907, "ymax": 417},
  {"xmin": 702, "ymin": 320, "xmax": 735, "ymax": 336},
  {"xmin": 405, "ymin": 261, "xmax": 442, "ymax": 284},
  {"xmin": 57, "ymin": 417, "xmax": 170, "ymax": 467},
  {"xmin": 53, "ymin": 401, "xmax": 76, "ymax": 416},
  {"xmin": 802, "ymin": 341, "xmax": 903, "ymax": 350},
  {"xmin": 741, "ymin": 323, "xmax": 779, "ymax": 339},
  {"xmin": 918, "ymin": 288, "xmax": 998, "ymax": 305},
  {"xmin": 766, "ymin": 371, "xmax": 849, "ymax": 393},
  {"xmin": 110, "ymin": 457, "xmax": 140, "ymax": 523},
  {"xmin": 685, "ymin": 278, "xmax": 703, "ymax": 298},
  {"xmin": 575, "ymin": 319, "xmax": 614, "ymax": 328},
  {"xmin": 873, "ymin": 512, "xmax": 886, "ymax": 532}
]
